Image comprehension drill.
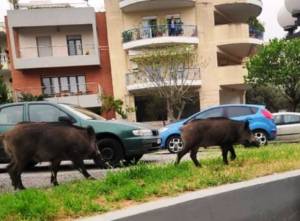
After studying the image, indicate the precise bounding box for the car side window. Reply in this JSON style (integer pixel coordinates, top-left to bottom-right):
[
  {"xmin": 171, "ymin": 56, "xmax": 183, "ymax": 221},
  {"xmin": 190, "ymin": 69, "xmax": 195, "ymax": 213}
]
[
  {"xmin": 274, "ymin": 115, "xmax": 283, "ymax": 125},
  {"xmin": 195, "ymin": 107, "xmax": 224, "ymax": 119},
  {"xmin": 0, "ymin": 105, "xmax": 24, "ymax": 125},
  {"xmin": 283, "ymin": 115, "xmax": 300, "ymax": 124},
  {"xmin": 29, "ymin": 104, "xmax": 69, "ymax": 122},
  {"xmin": 226, "ymin": 107, "xmax": 254, "ymax": 118}
]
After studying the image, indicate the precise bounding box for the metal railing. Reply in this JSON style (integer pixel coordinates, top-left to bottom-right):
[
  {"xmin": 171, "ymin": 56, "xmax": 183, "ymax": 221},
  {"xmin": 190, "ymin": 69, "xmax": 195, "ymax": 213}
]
[
  {"xmin": 122, "ymin": 25, "xmax": 198, "ymax": 43},
  {"xmin": 14, "ymin": 82, "xmax": 100, "ymax": 100},
  {"xmin": 18, "ymin": 44, "xmax": 97, "ymax": 58},
  {"xmin": 126, "ymin": 68, "xmax": 201, "ymax": 86},
  {"xmin": 249, "ymin": 26, "xmax": 264, "ymax": 40}
]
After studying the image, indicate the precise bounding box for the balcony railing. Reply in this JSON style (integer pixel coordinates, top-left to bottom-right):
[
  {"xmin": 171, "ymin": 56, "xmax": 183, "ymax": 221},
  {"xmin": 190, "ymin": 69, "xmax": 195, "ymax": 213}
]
[
  {"xmin": 18, "ymin": 44, "xmax": 97, "ymax": 59},
  {"xmin": 126, "ymin": 68, "xmax": 201, "ymax": 88},
  {"xmin": 14, "ymin": 82, "xmax": 100, "ymax": 99},
  {"xmin": 122, "ymin": 25, "xmax": 198, "ymax": 43},
  {"xmin": 249, "ymin": 26, "xmax": 264, "ymax": 40}
]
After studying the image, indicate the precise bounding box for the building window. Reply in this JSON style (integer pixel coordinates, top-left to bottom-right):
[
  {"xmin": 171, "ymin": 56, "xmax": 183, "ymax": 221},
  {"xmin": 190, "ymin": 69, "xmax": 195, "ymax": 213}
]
[
  {"xmin": 36, "ymin": 36, "xmax": 52, "ymax": 57},
  {"xmin": 41, "ymin": 75, "xmax": 86, "ymax": 96},
  {"xmin": 67, "ymin": 35, "xmax": 83, "ymax": 56}
]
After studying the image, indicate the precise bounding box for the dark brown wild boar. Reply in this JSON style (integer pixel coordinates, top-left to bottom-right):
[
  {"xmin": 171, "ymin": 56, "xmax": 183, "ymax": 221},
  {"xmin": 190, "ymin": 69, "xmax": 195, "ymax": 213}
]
[
  {"xmin": 2, "ymin": 122, "xmax": 107, "ymax": 190},
  {"xmin": 175, "ymin": 117, "xmax": 259, "ymax": 167}
]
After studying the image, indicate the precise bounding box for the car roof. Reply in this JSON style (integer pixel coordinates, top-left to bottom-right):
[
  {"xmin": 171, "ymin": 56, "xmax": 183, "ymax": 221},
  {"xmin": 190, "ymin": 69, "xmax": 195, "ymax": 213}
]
[
  {"xmin": 273, "ymin": 112, "xmax": 300, "ymax": 115},
  {"xmin": 201, "ymin": 104, "xmax": 265, "ymax": 110},
  {"xmin": 0, "ymin": 101, "xmax": 63, "ymax": 108}
]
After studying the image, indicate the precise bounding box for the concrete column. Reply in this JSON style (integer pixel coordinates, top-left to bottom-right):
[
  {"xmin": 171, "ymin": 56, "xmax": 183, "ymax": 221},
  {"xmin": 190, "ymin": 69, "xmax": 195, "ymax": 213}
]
[
  {"xmin": 195, "ymin": 0, "xmax": 220, "ymax": 109},
  {"xmin": 105, "ymin": 0, "xmax": 134, "ymax": 119}
]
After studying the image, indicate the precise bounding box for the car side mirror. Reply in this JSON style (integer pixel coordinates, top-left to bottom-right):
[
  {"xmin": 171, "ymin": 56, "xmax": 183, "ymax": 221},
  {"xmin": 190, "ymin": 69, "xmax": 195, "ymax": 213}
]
[{"xmin": 58, "ymin": 116, "xmax": 74, "ymax": 125}]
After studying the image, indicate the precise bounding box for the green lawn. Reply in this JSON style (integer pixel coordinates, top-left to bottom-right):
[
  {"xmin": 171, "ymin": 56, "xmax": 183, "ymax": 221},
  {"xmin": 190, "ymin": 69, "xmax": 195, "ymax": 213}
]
[{"xmin": 1, "ymin": 143, "xmax": 300, "ymax": 221}]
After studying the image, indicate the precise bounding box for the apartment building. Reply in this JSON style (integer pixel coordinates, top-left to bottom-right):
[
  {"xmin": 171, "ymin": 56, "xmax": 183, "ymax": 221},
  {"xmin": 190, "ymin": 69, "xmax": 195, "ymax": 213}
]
[
  {"xmin": 104, "ymin": 0, "xmax": 263, "ymax": 122},
  {"xmin": 5, "ymin": 6, "xmax": 115, "ymax": 118},
  {"xmin": 0, "ymin": 22, "xmax": 11, "ymax": 90}
]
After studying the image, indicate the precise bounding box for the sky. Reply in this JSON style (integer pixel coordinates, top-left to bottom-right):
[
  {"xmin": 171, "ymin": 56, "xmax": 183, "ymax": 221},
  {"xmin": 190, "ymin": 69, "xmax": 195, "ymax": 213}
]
[{"xmin": 0, "ymin": 0, "xmax": 287, "ymax": 41}]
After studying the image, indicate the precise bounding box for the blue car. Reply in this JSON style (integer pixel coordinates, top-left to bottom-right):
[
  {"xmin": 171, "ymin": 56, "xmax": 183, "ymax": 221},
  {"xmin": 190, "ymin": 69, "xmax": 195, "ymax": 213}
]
[{"xmin": 159, "ymin": 104, "xmax": 277, "ymax": 153}]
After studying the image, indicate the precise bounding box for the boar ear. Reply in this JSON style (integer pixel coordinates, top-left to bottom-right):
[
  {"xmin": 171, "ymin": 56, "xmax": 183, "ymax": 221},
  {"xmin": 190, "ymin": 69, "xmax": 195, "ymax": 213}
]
[
  {"xmin": 86, "ymin": 126, "xmax": 95, "ymax": 137},
  {"xmin": 244, "ymin": 120, "xmax": 250, "ymax": 129}
]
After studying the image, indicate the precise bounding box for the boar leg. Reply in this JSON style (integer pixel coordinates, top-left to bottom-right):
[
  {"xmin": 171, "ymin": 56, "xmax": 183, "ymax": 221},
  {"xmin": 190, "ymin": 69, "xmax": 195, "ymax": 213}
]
[
  {"xmin": 190, "ymin": 146, "xmax": 201, "ymax": 167},
  {"xmin": 7, "ymin": 161, "xmax": 17, "ymax": 188},
  {"xmin": 8, "ymin": 162, "xmax": 25, "ymax": 190},
  {"xmin": 92, "ymin": 151, "xmax": 109, "ymax": 169},
  {"xmin": 175, "ymin": 146, "xmax": 190, "ymax": 165},
  {"xmin": 228, "ymin": 145, "xmax": 236, "ymax": 161},
  {"xmin": 221, "ymin": 146, "xmax": 229, "ymax": 165},
  {"xmin": 50, "ymin": 159, "xmax": 61, "ymax": 186},
  {"xmin": 71, "ymin": 157, "xmax": 95, "ymax": 180}
]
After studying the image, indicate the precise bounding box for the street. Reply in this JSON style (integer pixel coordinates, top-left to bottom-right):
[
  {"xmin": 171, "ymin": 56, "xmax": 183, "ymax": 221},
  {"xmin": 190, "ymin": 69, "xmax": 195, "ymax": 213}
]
[{"xmin": 0, "ymin": 149, "xmax": 220, "ymax": 192}]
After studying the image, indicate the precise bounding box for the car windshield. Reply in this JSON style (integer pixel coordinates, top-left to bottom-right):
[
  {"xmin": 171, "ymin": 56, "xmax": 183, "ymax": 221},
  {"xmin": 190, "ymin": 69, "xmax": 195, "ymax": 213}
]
[{"xmin": 61, "ymin": 104, "xmax": 105, "ymax": 120}]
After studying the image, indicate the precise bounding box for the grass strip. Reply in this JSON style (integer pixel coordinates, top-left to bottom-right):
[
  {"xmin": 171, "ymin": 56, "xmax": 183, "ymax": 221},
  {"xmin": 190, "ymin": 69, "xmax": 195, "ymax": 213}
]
[{"xmin": 1, "ymin": 143, "xmax": 300, "ymax": 221}]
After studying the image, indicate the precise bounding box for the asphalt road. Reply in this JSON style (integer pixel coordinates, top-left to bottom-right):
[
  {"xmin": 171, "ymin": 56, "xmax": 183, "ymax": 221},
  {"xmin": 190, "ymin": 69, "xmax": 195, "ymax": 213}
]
[{"xmin": 0, "ymin": 149, "xmax": 220, "ymax": 192}]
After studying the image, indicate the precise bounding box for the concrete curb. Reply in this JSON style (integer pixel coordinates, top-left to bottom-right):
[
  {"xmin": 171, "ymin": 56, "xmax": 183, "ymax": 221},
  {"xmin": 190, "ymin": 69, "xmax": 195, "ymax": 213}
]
[{"xmin": 77, "ymin": 169, "xmax": 300, "ymax": 221}]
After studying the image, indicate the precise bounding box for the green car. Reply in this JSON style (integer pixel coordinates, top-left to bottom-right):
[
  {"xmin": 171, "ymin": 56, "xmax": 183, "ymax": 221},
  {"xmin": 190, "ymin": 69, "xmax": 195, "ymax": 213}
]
[{"xmin": 0, "ymin": 101, "xmax": 161, "ymax": 166}]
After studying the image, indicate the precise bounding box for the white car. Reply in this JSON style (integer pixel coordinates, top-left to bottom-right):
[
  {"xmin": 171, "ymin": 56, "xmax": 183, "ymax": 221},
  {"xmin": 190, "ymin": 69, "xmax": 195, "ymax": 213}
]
[{"xmin": 273, "ymin": 112, "xmax": 300, "ymax": 142}]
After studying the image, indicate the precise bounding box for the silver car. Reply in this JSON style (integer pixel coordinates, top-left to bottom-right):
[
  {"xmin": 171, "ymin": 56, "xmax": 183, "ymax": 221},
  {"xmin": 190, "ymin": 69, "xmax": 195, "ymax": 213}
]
[{"xmin": 273, "ymin": 112, "xmax": 300, "ymax": 142}]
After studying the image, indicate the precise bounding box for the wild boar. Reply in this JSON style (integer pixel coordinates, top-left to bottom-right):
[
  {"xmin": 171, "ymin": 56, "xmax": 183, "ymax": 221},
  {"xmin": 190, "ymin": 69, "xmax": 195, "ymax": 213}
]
[
  {"xmin": 175, "ymin": 117, "xmax": 259, "ymax": 167},
  {"xmin": 2, "ymin": 122, "xmax": 107, "ymax": 190}
]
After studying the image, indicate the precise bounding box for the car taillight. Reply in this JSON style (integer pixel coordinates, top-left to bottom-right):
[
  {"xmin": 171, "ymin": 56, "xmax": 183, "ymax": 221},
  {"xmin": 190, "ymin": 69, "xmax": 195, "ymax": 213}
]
[{"xmin": 261, "ymin": 109, "xmax": 273, "ymax": 119}]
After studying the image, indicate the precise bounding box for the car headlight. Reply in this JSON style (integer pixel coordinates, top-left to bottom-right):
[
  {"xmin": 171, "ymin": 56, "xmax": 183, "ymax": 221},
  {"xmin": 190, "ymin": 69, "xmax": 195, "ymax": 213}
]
[
  {"xmin": 158, "ymin": 127, "xmax": 168, "ymax": 134},
  {"xmin": 132, "ymin": 129, "xmax": 153, "ymax": 136}
]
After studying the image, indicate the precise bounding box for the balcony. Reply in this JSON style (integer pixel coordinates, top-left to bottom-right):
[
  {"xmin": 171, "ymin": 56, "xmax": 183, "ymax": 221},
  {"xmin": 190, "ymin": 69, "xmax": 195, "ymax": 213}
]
[
  {"xmin": 122, "ymin": 25, "xmax": 198, "ymax": 50},
  {"xmin": 217, "ymin": 65, "xmax": 247, "ymax": 89},
  {"xmin": 215, "ymin": 23, "xmax": 263, "ymax": 59},
  {"xmin": 14, "ymin": 83, "xmax": 101, "ymax": 108},
  {"xmin": 7, "ymin": 8, "xmax": 100, "ymax": 69},
  {"xmin": 119, "ymin": 0, "xmax": 195, "ymax": 12},
  {"xmin": 126, "ymin": 68, "xmax": 201, "ymax": 92},
  {"xmin": 214, "ymin": 0, "xmax": 262, "ymax": 24},
  {"xmin": 15, "ymin": 44, "xmax": 99, "ymax": 70}
]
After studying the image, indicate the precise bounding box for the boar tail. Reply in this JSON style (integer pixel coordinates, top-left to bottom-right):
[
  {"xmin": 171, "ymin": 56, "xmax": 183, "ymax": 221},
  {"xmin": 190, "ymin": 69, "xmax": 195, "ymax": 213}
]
[{"xmin": 86, "ymin": 126, "xmax": 95, "ymax": 137}]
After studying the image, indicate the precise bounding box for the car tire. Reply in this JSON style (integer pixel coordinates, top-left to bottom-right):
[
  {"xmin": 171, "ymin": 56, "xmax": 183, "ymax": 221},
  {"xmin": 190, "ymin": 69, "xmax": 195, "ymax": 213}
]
[
  {"xmin": 97, "ymin": 138, "xmax": 123, "ymax": 167},
  {"xmin": 253, "ymin": 130, "xmax": 268, "ymax": 146},
  {"xmin": 124, "ymin": 154, "xmax": 144, "ymax": 166},
  {"xmin": 166, "ymin": 135, "xmax": 184, "ymax": 154}
]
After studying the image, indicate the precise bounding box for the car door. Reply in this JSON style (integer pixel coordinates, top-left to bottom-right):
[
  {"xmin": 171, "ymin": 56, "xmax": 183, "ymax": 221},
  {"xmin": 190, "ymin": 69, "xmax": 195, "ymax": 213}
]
[
  {"xmin": 0, "ymin": 104, "xmax": 25, "ymax": 133},
  {"xmin": 193, "ymin": 107, "xmax": 225, "ymax": 120},
  {"xmin": 28, "ymin": 103, "xmax": 73, "ymax": 123},
  {"xmin": 225, "ymin": 106, "xmax": 255, "ymax": 121},
  {"xmin": 0, "ymin": 104, "xmax": 25, "ymax": 162},
  {"xmin": 276, "ymin": 114, "xmax": 300, "ymax": 141}
]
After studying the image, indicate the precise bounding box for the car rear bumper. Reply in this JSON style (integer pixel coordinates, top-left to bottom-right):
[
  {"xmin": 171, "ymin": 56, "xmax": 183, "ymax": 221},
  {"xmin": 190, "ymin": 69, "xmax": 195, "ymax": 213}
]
[
  {"xmin": 268, "ymin": 130, "xmax": 277, "ymax": 140},
  {"xmin": 124, "ymin": 136, "xmax": 161, "ymax": 156}
]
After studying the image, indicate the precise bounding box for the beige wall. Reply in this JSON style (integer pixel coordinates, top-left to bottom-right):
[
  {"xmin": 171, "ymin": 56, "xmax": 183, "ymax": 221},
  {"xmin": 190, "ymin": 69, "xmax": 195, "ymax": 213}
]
[
  {"xmin": 18, "ymin": 25, "xmax": 95, "ymax": 58},
  {"xmin": 105, "ymin": 0, "xmax": 262, "ymax": 121}
]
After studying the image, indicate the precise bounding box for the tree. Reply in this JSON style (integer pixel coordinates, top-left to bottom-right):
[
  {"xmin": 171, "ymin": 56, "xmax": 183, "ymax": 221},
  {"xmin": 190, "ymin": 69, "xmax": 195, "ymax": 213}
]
[
  {"xmin": 100, "ymin": 94, "xmax": 135, "ymax": 119},
  {"xmin": 130, "ymin": 45, "xmax": 202, "ymax": 121},
  {"xmin": 8, "ymin": 0, "xmax": 19, "ymax": 9},
  {"xmin": 246, "ymin": 38, "xmax": 300, "ymax": 111},
  {"xmin": 246, "ymin": 85, "xmax": 290, "ymax": 112},
  {"xmin": 0, "ymin": 76, "xmax": 12, "ymax": 104}
]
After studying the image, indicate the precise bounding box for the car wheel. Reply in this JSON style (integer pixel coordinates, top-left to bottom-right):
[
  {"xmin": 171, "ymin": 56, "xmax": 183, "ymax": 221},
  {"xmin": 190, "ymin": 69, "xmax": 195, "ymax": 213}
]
[
  {"xmin": 124, "ymin": 154, "xmax": 143, "ymax": 166},
  {"xmin": 167, "ymin": 135, "xmax": 184, "ymax": 154},
  {"xmin": 97, "ymin": 138, "xmax": 123, "ymax": 167},
  {"xmin": 253, "ymin": 130, "xmax": 268, "ymax": 146}
]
